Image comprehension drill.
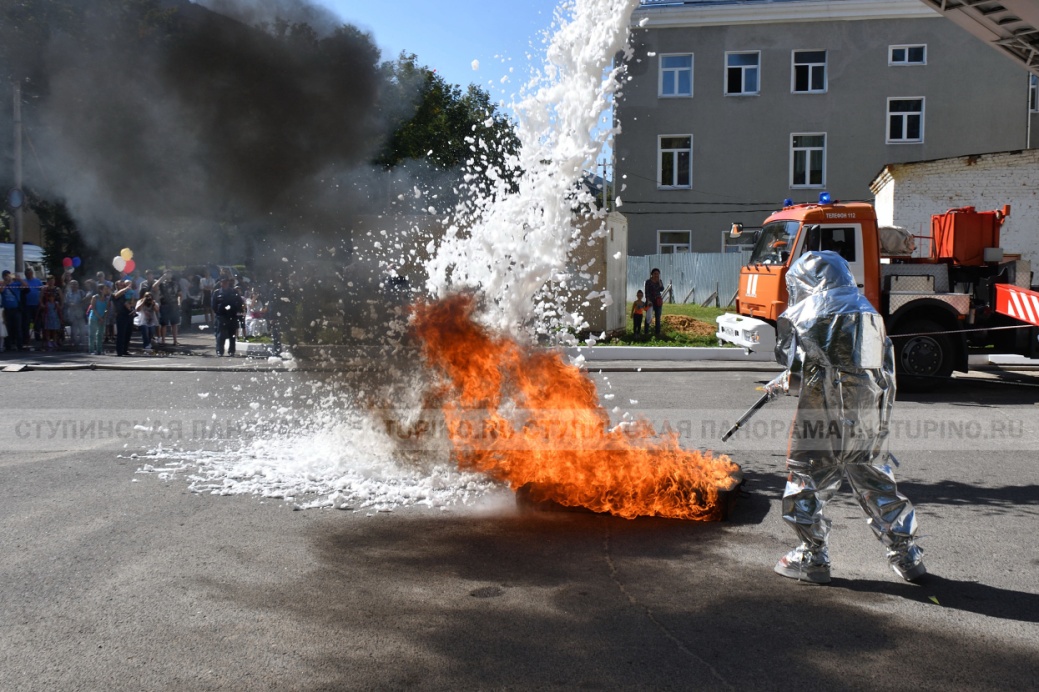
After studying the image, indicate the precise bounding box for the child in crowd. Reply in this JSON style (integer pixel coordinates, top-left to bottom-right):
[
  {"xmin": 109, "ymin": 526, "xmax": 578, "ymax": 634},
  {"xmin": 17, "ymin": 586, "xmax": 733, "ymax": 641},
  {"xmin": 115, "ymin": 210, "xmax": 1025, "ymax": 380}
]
[
  {"xmin": 631, "ymin": 290, "xmax": 647, "ymax": 337},
  {"xmin": 40, "ymin": 289, "xmax": 62, "ymax": 351},
  {"xmin": 65, "ymin": 280, "xmax": 87, "ymax": 349},
  {"xmin": 245, "ymin": 289, "xmax": 268, "ymax": 337},
  {"xmin": 87, "ymin": 284, "xmax": 111, "ymax": 355}
]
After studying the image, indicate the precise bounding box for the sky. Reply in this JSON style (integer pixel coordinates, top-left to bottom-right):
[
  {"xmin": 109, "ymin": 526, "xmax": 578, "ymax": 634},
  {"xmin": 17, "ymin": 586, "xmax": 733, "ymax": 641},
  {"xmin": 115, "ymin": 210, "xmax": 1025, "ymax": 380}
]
[{"xmin": 316, "ymin": 0, "xmax": 568, "ymax": 103}]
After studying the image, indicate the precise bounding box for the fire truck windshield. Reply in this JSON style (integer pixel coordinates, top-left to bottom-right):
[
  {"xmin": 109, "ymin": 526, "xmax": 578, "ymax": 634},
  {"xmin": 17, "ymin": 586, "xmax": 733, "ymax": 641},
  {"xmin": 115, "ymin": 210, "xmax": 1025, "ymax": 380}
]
[{"xmin": 749, "ymin": 220, "xmax": 800, "ymax": 265}]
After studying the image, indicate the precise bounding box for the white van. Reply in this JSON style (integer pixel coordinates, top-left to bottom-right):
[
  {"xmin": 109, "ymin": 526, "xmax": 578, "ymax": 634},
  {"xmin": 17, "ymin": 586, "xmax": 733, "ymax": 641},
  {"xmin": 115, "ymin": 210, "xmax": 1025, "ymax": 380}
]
[{"xmin": 0, "ymin": 243, "xmax": 47, "ymax": 278}]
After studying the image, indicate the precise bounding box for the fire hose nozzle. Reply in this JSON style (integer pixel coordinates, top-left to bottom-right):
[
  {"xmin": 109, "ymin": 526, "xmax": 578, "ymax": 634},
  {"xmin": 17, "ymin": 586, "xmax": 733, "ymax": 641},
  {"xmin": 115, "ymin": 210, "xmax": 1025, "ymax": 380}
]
[
  {"xmin": 763, "ymin": 371, "xmax": 791, "ymax": 398},
  {"xmin": 721, "ymin": 370, "xmax": 791, "ymax": 442}
]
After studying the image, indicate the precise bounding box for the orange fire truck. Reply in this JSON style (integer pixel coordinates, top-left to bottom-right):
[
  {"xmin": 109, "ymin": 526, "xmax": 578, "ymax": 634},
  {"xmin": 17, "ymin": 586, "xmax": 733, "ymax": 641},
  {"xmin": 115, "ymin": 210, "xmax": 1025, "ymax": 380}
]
[{"xmin": 715, "ymin": 197, "xmax": 1039, "ymax": 390}]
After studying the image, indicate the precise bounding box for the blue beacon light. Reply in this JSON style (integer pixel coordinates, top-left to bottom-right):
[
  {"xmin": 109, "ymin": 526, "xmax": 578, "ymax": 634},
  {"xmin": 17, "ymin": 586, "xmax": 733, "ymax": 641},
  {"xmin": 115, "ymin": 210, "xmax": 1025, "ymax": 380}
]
[
  {"xmin": 782, "ymin": 198, "xmax": 793, "ymax": 208},
  {"xmin": 819, "ymin": 191, "xmax": 831, "ymax": 204}
]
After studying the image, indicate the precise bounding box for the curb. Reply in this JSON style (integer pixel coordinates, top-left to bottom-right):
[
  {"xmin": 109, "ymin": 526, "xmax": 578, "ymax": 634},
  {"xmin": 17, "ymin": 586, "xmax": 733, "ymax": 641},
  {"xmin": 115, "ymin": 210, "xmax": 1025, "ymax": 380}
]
[
  {"xmin": 973, "ymin": 354, "xmax": 1039, "ymax": 367},
  {"xmin": 566, "ymin": 346, "xmax": 773, "ymax": 362}
]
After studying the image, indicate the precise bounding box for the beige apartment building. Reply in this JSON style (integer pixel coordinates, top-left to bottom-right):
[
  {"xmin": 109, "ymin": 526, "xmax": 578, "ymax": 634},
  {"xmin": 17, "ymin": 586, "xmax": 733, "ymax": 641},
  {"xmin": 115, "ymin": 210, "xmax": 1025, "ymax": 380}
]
[{"xmin": 614, "ymin": 0, "xmax": 1039, "ymax": 255}]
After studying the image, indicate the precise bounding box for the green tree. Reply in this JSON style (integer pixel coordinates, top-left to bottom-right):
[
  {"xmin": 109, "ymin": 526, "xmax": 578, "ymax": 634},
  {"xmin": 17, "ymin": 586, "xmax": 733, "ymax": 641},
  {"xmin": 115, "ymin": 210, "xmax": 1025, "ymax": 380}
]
[
  {"xmin": 375, "ymin": 54, "xmax": 520, "ymax": 193},
  {"xmin": 0, "ymin": 210, "xmax": 11, "ymax": 243},
  {"xmin": 31, "ymin": 196, "xmax": 92, "ymax": 277}
]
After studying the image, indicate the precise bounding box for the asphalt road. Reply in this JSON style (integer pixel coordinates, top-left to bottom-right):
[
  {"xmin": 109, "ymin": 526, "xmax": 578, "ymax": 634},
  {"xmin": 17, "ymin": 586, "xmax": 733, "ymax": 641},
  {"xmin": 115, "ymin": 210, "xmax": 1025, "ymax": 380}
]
[{"xmin": 1, "ymin": 366, "xmax": 1038, "ymax": 690}]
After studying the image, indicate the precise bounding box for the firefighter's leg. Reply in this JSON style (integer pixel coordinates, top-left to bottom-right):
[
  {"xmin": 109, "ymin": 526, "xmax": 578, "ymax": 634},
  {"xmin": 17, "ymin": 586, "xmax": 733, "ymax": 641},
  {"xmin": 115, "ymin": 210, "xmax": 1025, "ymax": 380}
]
[
  {"xmin": 775, "ymin": 459, "xmax": 843, "ymax": 582},
  {"xmin": 845, "ymin": 457, "xmax": 925, "ymax": 581}
]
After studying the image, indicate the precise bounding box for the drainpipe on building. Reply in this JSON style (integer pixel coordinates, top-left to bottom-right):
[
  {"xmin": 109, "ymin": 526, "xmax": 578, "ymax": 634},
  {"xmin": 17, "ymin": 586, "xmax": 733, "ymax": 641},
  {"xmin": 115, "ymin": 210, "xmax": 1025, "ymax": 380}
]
[{"xmin": 1028, "ymin": 72, "xmax": 1034, "ymax": 150}]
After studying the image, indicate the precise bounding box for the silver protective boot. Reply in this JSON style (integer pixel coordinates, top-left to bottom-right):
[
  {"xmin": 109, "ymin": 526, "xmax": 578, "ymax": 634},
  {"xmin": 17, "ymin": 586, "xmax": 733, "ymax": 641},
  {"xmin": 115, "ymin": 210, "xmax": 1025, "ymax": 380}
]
[
  {"xmin": 889, "ymin": 543, "xmax": 927, "ymax": 582},
  {"xmin": 774, "ymin": 545, "xmax": 831, "ymax": 584}
]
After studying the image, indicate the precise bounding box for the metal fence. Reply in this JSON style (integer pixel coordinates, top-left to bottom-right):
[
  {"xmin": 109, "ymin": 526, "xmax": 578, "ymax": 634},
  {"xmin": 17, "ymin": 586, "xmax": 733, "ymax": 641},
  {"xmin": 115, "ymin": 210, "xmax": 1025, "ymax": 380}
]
[{"xmin": 627, "ymin": 252, "xmax": 752, "ymax": 306}]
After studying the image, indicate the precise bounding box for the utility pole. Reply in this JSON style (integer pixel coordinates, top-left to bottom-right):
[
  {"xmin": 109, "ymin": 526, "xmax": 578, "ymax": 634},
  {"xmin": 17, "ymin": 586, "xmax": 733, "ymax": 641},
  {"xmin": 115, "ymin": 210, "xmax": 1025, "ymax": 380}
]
[{"xmin": 12, "ymin": 82, "xmax": 24, "ymax": 275}]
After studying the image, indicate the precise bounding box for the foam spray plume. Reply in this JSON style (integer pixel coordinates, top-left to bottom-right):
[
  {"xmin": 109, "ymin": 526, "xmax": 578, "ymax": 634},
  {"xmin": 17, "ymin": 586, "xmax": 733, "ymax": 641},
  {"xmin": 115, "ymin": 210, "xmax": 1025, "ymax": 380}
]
[{"xmin": 425, "ymin": 0, "xmax": 637, "ymax": 335}]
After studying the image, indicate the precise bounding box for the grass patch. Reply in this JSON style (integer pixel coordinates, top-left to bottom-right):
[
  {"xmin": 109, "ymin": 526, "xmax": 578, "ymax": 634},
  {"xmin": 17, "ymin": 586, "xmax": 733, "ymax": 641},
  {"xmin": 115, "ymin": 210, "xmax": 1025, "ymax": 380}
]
[{"xmin": 605, "ymin": 303, "xmax": 736, "ymax": 347}]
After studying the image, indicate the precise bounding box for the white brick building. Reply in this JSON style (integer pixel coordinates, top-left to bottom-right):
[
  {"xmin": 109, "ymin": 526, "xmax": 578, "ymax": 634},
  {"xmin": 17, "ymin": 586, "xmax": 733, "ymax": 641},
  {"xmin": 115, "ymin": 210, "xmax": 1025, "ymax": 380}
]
[{"xmin": 870, "ymin": 148, "xmax": 1039, "ymax": 268}]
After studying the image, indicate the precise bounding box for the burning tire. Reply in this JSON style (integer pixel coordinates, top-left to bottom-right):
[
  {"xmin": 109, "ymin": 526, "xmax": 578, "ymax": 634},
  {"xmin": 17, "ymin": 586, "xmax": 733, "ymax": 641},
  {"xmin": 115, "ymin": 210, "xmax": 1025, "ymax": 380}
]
[
  {"xmin": 893, "ymin": 319, "xmax": 953, "ymax": 392},
  {"xmin": 515, "ymin": 465, "xmax": 744, "ymax": 521}
]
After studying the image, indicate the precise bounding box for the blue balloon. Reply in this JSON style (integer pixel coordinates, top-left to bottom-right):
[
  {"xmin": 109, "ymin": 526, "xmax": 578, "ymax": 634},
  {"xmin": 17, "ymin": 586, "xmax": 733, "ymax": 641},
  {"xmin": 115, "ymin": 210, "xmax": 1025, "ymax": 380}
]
[{"xmin": 72, "ymin": 256, "xmax": 82, "ymax": 267}]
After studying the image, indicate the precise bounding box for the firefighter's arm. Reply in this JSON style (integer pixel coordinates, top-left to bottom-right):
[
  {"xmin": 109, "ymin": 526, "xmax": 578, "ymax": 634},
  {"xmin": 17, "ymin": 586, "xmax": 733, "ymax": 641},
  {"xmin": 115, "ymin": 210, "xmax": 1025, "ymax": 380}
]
[
  {"xmin": 762, "ymin": 369, "xmax": 802, "ymax": 399},
  {"xmin": 878, "ymin": 338, "xmax": 897, "ymax": 426},
  {"xmin": 775, "ymin": 312, "xmax": 805, "ymax": 382}
]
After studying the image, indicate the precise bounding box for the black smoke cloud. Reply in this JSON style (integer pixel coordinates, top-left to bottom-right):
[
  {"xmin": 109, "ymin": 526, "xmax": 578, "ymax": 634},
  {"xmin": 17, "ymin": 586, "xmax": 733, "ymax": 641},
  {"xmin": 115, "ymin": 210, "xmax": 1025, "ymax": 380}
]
[
  {"xmin": 4, "ymin": 0, "xmax": 392, "ymax": 267},
  {"xmin": 193, "ymin": 0, "xmax": 341, "ymax": 33},
  {"xmin": 159, "ymin": 5, "xmax": 382, "ymax": 213}
]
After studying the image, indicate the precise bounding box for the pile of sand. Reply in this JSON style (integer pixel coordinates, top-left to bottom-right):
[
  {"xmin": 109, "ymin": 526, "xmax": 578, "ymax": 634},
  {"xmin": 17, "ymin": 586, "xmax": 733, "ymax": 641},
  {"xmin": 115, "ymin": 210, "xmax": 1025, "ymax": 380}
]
[{"xmin": 661, "ymin": 315, "xmax": 717, "ymax": 338}]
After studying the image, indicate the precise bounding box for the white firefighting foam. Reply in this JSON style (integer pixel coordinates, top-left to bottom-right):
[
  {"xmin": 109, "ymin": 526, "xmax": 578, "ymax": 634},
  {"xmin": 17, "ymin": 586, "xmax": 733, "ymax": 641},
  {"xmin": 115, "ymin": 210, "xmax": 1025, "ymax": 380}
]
[
  {"xmin": 425, "ymin": 0, "xmax": 641, "ymax": 336},
  {"xmin": 136, "ymin": 398, "xmax": 504, "ymax": 512}
]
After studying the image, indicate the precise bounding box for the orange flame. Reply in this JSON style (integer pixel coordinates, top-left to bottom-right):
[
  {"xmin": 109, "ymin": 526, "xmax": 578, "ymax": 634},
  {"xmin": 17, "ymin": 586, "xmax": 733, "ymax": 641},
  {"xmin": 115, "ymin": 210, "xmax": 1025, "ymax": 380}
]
[{"xmin": 411, "ymin": 294, "xmax": 740, "ymax": 521}]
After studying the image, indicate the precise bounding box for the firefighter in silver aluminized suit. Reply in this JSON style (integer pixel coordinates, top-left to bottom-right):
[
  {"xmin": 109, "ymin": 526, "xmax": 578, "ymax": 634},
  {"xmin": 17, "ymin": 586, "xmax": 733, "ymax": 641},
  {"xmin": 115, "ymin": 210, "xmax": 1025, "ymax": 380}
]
[{"xmin": 771, "ymin": 251, "xmax": 925, "ymax": 584}]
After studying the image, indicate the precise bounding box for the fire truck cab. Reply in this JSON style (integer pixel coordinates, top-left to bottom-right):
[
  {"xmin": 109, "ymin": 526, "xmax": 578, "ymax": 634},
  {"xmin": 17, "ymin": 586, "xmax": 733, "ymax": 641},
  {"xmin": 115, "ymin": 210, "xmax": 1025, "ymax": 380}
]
[{"xmin": 733, "ymin": 201, "xmax": 879, "ymax": 318}]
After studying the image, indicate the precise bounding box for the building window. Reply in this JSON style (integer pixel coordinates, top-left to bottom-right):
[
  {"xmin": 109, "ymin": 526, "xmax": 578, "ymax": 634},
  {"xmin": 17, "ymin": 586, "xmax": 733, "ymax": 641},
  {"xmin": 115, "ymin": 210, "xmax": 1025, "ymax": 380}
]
[
  {"xmin": 887, "ymin": 98, "xmax": 924, "ymax": 143},
  {"xmin": 658, "ymin": 231, "xmax": 692, "ymax": 253},
  {"xmin": 792, "ymin": 50, "xmax": 826, "ymax": 93},
  {"xmin": 889, "ymin": 45, "xmax": 926, "ymax": 65},
  {"xmin": 658, "ymin": 135, "xmax": 692, "ymax": 188},
  {"xmin": 791, "ymin": 133, "xmax": 826, "ymax": 187},
  {"xmin": 660, "ymin": 54, "xmax": 693, "ymax": 97},
  {"xmin": 1030, "ymin": 74, "xmax": 1038, "ymax": 113},
  {"xmin": 725, "ymin": 51, "xmax": 760, "ymax": 95}
]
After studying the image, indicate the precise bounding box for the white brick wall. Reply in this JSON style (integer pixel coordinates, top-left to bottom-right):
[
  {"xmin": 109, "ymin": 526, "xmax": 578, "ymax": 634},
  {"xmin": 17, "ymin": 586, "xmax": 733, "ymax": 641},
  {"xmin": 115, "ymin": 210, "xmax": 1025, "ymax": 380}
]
[{"xmin": 872, "ymin": 150, "xmax": 1039, "ymax": 270}]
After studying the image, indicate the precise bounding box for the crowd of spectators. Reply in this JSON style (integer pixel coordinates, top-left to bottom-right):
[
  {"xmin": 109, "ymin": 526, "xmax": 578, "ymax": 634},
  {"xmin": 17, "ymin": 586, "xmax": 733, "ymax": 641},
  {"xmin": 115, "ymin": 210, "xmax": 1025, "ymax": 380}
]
[{"xmin": 1, "ymin": 266, "xmax": 268, "ymax": 357}]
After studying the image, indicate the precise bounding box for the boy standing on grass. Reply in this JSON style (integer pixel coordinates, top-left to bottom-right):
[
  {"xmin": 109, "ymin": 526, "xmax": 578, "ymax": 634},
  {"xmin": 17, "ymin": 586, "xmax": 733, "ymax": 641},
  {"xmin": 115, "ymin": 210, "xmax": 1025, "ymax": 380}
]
[{"xmin": 631, "ymin": 290, "xmax": 647, "ymax": 337}]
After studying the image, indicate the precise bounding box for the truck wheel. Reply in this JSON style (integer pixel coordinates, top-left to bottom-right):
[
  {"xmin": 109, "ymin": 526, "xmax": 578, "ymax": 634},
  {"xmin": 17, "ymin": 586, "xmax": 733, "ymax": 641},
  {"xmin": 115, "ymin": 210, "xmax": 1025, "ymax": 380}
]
[{"xmin": 893, "ymin": 319, "xmax": 954, "ymax": 392}]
